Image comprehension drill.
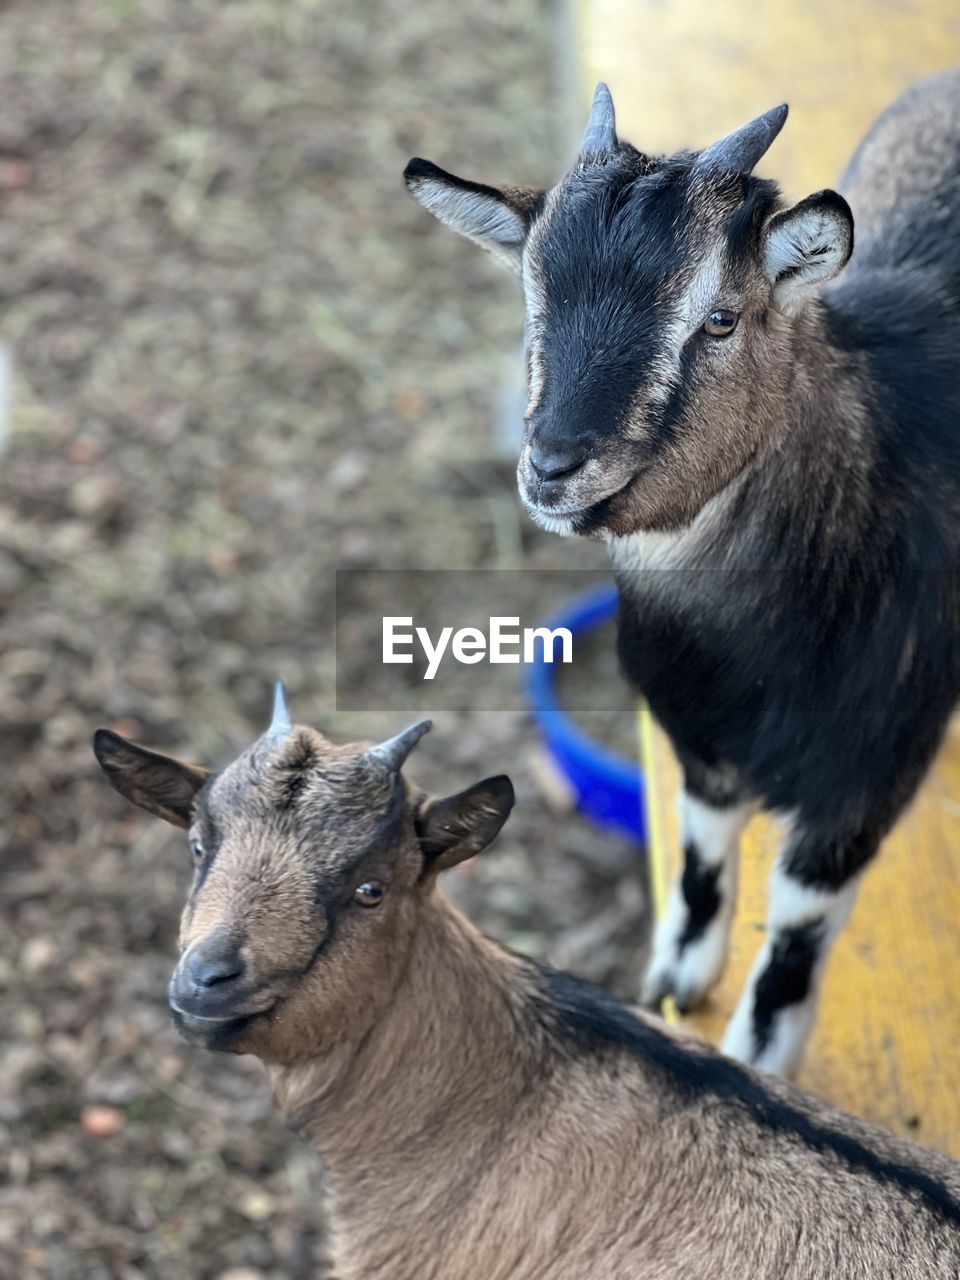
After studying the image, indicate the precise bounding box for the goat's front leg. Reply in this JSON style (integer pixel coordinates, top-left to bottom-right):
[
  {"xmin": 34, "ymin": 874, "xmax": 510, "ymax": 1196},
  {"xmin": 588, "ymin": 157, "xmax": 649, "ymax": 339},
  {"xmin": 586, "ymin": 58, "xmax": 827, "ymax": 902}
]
[
  {"xmin": 642, "ymin": 760, "xmax": 752, "ymax": 1014},
  {"xmin": 721, "ymin": 821, "xmax": 875, "ymax": 1076}
]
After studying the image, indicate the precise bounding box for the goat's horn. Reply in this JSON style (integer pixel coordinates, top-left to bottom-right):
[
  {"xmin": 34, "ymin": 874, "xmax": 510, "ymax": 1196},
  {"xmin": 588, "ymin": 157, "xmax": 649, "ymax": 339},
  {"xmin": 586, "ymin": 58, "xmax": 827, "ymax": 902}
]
[
  {"xmin": 696, "ymin": 103, "xmax": 788, "ymax": 176},
  {"xmin": 267, "ymin": 680, "xmax": 293, "ymax": 741},
  {"xmin": 581, "ymin": 82, "xmax": 617, "ymax": 155},
  {"xmin": 367, "ymin": 719, "xmax": 432, "ymax": 773}
]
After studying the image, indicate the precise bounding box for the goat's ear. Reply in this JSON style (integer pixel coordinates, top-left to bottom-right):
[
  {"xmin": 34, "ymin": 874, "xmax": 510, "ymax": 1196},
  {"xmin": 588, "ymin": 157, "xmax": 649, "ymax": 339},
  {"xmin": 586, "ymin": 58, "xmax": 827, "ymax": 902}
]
[
  {"xmin": 415, "ymin": 775, "xmax": 515, "ymax": 873},
  {"xmin": 762, "ymin": 190, "xmax": 853, "ymax": 314},
  {"xmin": 403, "ymin": 158, "xmax": 541, "ymax": 276},
  {"xmin": 93, "ymin": 729, "xmax": 210, "ymax": 829}
]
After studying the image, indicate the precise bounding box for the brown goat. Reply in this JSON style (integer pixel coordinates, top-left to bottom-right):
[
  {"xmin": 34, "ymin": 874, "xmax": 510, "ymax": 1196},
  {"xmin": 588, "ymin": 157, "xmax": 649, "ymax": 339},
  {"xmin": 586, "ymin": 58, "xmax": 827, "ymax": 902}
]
[{"xmin": 94, "ymin": 690, "xmax": 960, "ymax": 1279}]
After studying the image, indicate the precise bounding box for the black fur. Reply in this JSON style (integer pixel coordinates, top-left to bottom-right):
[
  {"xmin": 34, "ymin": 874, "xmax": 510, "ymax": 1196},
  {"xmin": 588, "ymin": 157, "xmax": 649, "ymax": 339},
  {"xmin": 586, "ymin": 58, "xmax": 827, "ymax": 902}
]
[
  {"xmin": 679, "ymin": 754, "xmax": 745, "ymax": 808},
  {"xmin": 515, "ymin": 102, "xmax": 960, "ymax": 921},
  {"xmin": 530, "ymin": 157, "xmax": 685, "ymax": 463},
  {"xmin": 606, "ymin": 124, "xmax": 960, "ymax": 856},
  {"xmin": 189, "ymin": 778, "xmax": 220, "ymax": 893},
  {"xmin": 411, "ymin": 79, "xmax": 960, "ymax": 1069},
  {"xmin": 403, "ymin": 157, "xmax": 513, "ymax": 207},
  {"xmin": 529, "ymin": 155, "xmax": 779, "ymax": 476},
  {"xmin": 532, "ymin": 104, "xmax": 960, "ymax": 1072},
  {"xmin": 782, "ymin": 826, "xmax": 880, "ymax": 892},
  {"xmin": 534, "ymin": 964, "xmax": 960, "ymax": 1225},
  {"xmin": 751, "ymin": 920, "xmax": 826, "ymax": 1053},
  {"xmin": 678, "ymin": 841, "xmax": 723, "ymax": 948}
]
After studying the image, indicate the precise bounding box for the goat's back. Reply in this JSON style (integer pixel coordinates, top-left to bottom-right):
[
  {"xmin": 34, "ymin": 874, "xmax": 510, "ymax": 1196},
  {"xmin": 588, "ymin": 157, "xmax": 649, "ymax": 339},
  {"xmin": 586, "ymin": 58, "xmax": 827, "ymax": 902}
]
[
  {"xmin": 839, "ymin": 68, "xmax": 960, "ymax": 280},
  {"xmin": 524, "ymin": 969, "xmax": 960, "ymax": 1280}
]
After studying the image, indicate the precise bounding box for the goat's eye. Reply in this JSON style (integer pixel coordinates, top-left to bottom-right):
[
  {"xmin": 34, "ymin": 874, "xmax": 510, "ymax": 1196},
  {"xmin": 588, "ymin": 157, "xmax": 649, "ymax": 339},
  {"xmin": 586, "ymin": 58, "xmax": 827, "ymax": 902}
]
[
  {"xmin": 190, "ymin": 838, "xmax": 205, "ymax": 864},
  {"xmin": 354, "ymin": 880, "xmax": 384, "ymax": 908},
  {"xmin": 703, "ymin": 308, "xmax": 739, "ymax": 338}
]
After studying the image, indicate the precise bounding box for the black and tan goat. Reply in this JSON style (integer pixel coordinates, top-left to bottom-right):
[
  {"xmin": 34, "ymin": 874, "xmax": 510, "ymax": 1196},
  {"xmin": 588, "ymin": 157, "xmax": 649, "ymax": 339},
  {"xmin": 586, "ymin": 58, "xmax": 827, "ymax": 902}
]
[
  {"xmin": 94, "ymin": 693, "xmax": 960, "ymax": 1280},
  {"xmin": 405, "ymin": 71, "xmax": 960, "ymax": 1075}
]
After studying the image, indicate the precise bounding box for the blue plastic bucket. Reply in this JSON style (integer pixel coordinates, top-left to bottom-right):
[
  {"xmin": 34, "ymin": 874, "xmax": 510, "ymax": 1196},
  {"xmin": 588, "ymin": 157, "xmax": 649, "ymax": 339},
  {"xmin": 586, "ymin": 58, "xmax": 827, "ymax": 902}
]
[{"xmin": 523, "ymin": 582, "xmax": 646, "ymax": 845}]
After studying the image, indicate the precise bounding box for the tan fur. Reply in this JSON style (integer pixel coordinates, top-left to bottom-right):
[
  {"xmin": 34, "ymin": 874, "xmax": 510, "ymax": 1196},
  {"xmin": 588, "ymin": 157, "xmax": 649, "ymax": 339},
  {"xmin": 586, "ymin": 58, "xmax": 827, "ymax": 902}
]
[
  {"xmin": 609, "ymin": 302, "xmax": 877, "ymax": 576},
  {"xmin": 269, "ymin": 891, "xmax": 960, "ymax": 1280},
  {"xmin": 96, "ymin": 720, "xmax": 960, "ymax": 1278},
  {"xmin": 178, "ymin": 730, "xmax": 426, "ymax": 1061}
]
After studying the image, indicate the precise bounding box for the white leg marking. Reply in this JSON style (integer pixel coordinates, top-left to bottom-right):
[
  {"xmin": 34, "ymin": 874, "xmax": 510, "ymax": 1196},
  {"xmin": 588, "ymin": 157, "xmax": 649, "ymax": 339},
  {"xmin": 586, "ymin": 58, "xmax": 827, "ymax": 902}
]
[
  {"xmin": 642, "ymin": 792, "xmax": 752, "ymax": 1011},
  {"xmin": 722, "ymin": 863, "xmax": 859, "ymax": 1076}
]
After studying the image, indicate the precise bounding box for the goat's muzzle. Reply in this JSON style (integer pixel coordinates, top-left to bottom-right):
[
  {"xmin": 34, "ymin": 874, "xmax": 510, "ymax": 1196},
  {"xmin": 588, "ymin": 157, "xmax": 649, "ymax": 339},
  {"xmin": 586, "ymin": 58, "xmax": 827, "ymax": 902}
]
[
  {"xmin": 168, "ymin": 928, "xmax": 276, "ymax": 1046},
  {"xmin": 517, "ymin": 438, "xmax": 644, "ymax": 537}
]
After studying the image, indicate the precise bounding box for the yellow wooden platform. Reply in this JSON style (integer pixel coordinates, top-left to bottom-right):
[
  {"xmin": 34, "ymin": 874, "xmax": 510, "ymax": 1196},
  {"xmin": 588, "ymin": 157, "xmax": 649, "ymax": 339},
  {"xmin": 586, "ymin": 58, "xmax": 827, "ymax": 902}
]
[
  {"xmin": 575, "ymin": 0, "xmax": 960, "ymax": 1154},
  {"xmin": 578, "ymin": 0, "xmax": 960, "ymax": 199}
]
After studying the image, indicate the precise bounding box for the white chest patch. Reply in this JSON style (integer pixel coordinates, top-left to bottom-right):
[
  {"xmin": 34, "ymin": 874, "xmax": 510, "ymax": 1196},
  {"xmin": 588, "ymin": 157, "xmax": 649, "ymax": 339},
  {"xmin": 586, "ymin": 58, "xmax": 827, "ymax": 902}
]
[
  {"xmin": 607, "ymin": 525, "xmax": 694, "ymax": 573},
  {"xmin": 604, "ymin": 483, "xmax": 747, "ymax": 621}
]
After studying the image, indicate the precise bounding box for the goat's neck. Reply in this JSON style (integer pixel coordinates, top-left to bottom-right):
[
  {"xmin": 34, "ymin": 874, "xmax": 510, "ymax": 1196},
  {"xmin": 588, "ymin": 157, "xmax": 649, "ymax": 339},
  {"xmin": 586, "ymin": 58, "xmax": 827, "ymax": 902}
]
[
  {"xmin": 779, "ymin": 301, "xmax": 873, "ymax": 469},
  {"xmin": 268, "ymin": 892, "xmax": 538, "ymax": 1202}
]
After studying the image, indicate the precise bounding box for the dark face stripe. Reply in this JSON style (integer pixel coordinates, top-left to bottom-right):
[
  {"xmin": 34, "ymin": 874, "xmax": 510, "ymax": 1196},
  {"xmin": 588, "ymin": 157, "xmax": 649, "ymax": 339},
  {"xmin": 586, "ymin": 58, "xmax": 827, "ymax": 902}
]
[
  {"xmin": 189, "ymin": 778, "xmax": 221, "ymax": 897},
  {"xmin": 525, "ymin": 155, "xmax": 781, "ymax": 463},
  {"xmin": 310, "ymin": 774, "xmax": 408, "ymax": 907}
]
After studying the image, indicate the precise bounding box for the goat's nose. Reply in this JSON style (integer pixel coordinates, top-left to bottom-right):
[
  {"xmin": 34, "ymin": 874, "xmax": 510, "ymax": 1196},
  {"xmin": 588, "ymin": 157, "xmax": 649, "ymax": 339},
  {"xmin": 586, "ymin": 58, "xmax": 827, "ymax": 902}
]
[
  {"xmin": 529, "ymin": 448, "xmax": 587, "ymax": 483},
  {"xmin": 183, "ymin": 938, "xmax": 245, "ymax": 991}
]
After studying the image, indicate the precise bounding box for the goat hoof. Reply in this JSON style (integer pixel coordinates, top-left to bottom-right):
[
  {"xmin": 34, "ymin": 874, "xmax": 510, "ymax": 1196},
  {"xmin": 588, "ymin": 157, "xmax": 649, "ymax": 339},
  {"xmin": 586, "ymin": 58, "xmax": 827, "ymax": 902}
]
[
  {"xmin": 639, "ymin": 973, "xmax": 672, "ymax": 1012},
  {"xmin": 674, "ymin": 978, "xmax": 716, "ymax": 1014},
  {"xmin": 641, "ymin": 964, "xmax": 716, "ymax": 1016}
]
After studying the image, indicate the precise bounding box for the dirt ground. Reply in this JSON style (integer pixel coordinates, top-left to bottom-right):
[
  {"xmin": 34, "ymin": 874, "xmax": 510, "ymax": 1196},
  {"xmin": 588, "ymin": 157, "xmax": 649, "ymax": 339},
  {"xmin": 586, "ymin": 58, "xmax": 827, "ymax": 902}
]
[{"xmin": 0, "ymin": 3, "xmax": 648, "ymax": 1277}]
